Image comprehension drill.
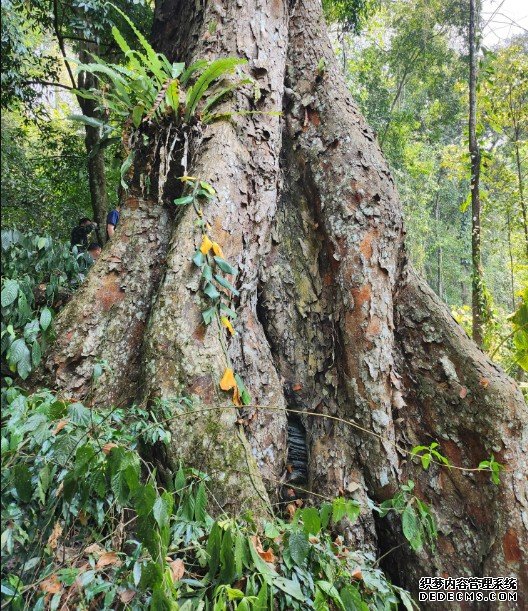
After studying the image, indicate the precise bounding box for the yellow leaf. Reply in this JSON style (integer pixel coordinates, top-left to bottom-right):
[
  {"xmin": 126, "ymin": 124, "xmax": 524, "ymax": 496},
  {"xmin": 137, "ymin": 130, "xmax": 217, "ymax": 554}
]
[
  {"xmin": 233, "ymin": 384, "xmax": 242, "ymax": 406},
  {"xmin": 179, "ymin": 175, "xmax": 197, "ymax": 182},
  {"xmin": 221, "ymin": 316, "xmax": 235, "ymax": 335},
  {"xmin": 200, "ymin": 235, "xmax": 213, "ymax": 255},
  {"xmin": 220, "ymin": 368, "xmax": 236, "ymax": 391},
  {"xmin": 212, "ymin": 242, "xmax": 224, "ymax": 258}
]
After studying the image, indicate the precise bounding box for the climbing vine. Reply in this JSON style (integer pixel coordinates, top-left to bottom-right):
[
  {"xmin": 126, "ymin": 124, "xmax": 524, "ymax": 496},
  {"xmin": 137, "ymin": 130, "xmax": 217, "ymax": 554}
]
[{"xmin": 174, "ymin": 176, "xmax": 251, "ymax": 406}]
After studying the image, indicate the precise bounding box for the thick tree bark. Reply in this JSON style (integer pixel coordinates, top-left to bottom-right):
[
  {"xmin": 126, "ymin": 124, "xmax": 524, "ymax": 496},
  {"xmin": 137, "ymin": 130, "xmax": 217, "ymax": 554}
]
[{"xmin": 38, "ymin": 0, "xmax": 527, "ymax": 605}]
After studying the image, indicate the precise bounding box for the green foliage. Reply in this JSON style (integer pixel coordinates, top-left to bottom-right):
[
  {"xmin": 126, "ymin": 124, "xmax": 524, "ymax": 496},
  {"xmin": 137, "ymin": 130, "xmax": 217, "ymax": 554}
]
[
  {"xmin": 509, "ymin": 287, "xmax": 528, "ymax": 373},
  {"xmin": 322, "ymin": 0, "xmax": 378, "ymax": 34},
  {"xmin": 1, "ymin": 230, "xmax": 89, "ymax": 379},
  {"xmin": 344, "ymin": 1, "xmax": 527, "ymax": 376},
  {"xmin": 1, "ymin": 0, "xmax": 152, "ymax": 112},
  {"xmin": 0, "ymin": 110, "xmax": 101, "ymax": 236},
  {"xmin": 377, "ymin": 481, "xmax": 437, "ymax": 553},
  {"xmin": 411, "ymin": 442, "xmax": 451, "ymax": 471},
  {"xmin": 1, "ymin": 387, "xmax": 416, "ymax": 610},
  {"xmin": 478, "ymin": 455, "xmax": 505, "ymax": 485},
  {"xmin": 73, "ymin": 9, "xmax": 248, "ymax": 133}
]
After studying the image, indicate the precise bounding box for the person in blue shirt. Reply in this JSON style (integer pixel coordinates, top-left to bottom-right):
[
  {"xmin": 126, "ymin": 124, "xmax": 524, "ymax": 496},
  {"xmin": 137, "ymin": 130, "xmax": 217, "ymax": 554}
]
[{"xmin": 106, "ymin": 205, "xmax": 121, "ymax": 239}]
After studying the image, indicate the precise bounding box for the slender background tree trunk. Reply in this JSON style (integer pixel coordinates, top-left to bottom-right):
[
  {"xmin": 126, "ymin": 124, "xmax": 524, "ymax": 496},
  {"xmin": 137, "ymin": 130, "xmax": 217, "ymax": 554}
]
[
  {"xmin": 78, "ymin": 46, "xmax": 109, "ymax": 243},
  {"xmin": 469, "ymin": 0, "xmax": 484, "ymax": 346}
]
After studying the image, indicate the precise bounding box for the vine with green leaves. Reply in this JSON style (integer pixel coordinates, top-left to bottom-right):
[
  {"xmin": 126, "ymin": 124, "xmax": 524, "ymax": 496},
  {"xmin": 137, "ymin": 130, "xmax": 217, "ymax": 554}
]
[{"xmin": 174, "ymin": 176, "xmax": 251, "ymax": 406}]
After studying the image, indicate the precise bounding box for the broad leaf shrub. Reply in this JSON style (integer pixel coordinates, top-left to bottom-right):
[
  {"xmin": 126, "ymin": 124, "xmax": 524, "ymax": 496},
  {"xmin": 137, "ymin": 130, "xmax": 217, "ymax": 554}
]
[
  {"xmin": 1, "ymin": 229, "xmax": 90, "ymax": 379},
  {"xmin": 1, "ymin": 386, "xmax": 419, "ymax": 610}
]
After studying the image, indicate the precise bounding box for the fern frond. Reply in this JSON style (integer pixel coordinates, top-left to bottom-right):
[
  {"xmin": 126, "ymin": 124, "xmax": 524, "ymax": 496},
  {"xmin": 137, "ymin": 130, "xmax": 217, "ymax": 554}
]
[
  {"xmin": 108, "ymin": 3, "xmax": 165, "ymax": 83},
  {"xmin": 143, "ymin": 78, "xmax": 178, "ymax": 123},
  {"xmin": 185, "ymin": 58, "xmax": 247, "ymax": 121}
]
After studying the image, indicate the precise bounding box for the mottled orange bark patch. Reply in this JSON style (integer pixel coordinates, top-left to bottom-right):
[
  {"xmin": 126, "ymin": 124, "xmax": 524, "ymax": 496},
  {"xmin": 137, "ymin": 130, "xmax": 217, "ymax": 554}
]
[
  {"xmin": 96, "ymin": 273, "xmax": 125, "ymax": 311},
  {"xmin": 502, "ymin": 529, "xmax": 522, "ymax": 562},
  {"xmin": 323, "ymin": 271, "xmax": 334, "ymax": 286},
  {"xmin": 366, "ymin": 316, "xmax": 381, "ymax": 337},
  {"xmin": 187, "ymin": 375, "xmax": 215, "ymax": 402},
  {"xmin": 437, "ymin": 536, "xmax": 456, "ymax": 556},
  {"xmin": 440, "ymin": 439, "xmax": 463, "ymax": 466},
  {"xmin": 126, "ymin": 196, "xmax": 140, "ymax": 210},
  {"xmin": 359, "ymin": 233, "xmax": 374, "ymax": 259},
  {"xmin": 352, "ymin": 283, "xmax": 371, "ymax": 309},
  {"xmin": 466, "ymin": 498, "xmax": 491, "ymax": 527},
  {"xmin": 307, "ymin": 107, "xmax": 320, "ymax": 126},
  {"xmin": 193, "ymin": 323, "xmax": 207, "ymax": 342},
  {"xmin": 129, "ymin": 319, "xmax": 145, "ymax": 347}
]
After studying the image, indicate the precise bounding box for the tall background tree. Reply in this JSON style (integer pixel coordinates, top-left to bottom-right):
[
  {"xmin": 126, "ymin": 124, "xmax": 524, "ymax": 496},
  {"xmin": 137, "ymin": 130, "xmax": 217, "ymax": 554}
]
[{"xmin": 1, "ymin": 0, "xmax": 152, "ymax": 239}]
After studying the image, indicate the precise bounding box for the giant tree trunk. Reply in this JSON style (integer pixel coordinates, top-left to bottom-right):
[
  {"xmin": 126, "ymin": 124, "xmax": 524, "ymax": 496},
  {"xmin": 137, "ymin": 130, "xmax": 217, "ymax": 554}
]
[{"xmin": 39, "ymin": 0, "xmax": 527, "ymax": 605}]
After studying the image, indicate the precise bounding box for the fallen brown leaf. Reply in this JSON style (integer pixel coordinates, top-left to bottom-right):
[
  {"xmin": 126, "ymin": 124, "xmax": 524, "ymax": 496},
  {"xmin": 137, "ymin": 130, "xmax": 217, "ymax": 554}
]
[
  {"xmin": 351, "ymin": 567, "xmax": 363, "ymax": 580},
  {"xmin": 102, "ymin": 442, "xmax": 118, "ymax": 455},
  {"xmin": 96, "ymin": 551, "xmax": 121, "ymax": 568},
  {"xmin": 120, "ymin": 589, "xmax": 136, "ymax": 604},
  {"xmin": 53, "ymin": 419, "xmax": 68, "ymax": 435},
  {"xmin": 47, "ymin": 522, "xmax": 62, "ymax": 550},
  {"xmin": 250, "ymin": 536, "xmax": 275, "ymax": 564},
  {"xmin": 259, "ymin": 548, "xmax": 275, "ymax": 563},
  {"xmin": 40, "ymin": 574, "xmax": 61, "ymax": 594},
  {"xmin": 479, "ymin": 377, "xmax": 490, "ymax": 388},
  {"xmin": 170, "ymin": 559, "xmax": 185, "ymax": 581}
]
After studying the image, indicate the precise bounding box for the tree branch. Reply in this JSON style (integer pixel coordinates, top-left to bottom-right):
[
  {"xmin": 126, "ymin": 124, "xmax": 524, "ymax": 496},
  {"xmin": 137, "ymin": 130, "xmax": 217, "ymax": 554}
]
[
  {"xmin": 23, "ymin": 80, "xmax": 74, "ymax": 91},
  {"xmin": 52, "ymin": 0, "xmax": 77, "ymax": 90}
]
